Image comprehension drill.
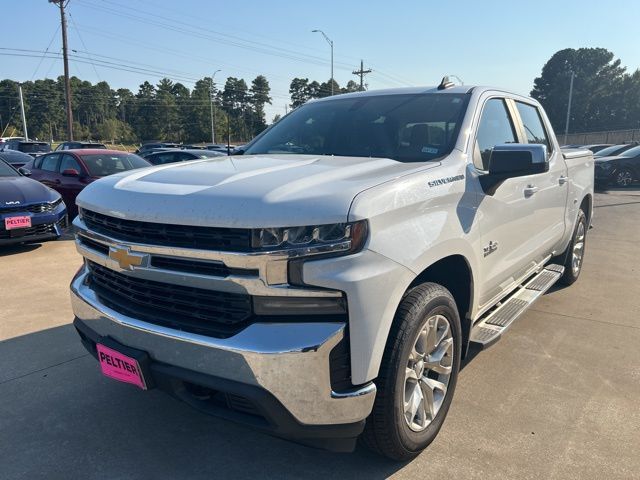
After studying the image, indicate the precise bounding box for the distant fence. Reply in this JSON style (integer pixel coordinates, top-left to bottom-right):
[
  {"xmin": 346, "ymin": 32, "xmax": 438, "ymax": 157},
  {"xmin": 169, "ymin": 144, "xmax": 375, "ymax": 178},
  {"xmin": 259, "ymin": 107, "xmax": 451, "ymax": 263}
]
[{"xmin": 561, "ymin": 129, "xmax": 640, "ymax": 146}]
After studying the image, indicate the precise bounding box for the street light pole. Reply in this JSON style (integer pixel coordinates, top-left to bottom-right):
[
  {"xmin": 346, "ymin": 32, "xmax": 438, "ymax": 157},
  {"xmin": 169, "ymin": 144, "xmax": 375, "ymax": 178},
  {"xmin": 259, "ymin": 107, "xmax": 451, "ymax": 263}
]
[
  {"xmin": 210, "ymin": 69, "xmax": 221, "ymax": 145},
  {"xmin": 564, "ymin": 70, "xmax": 575, "ymax": 145},
  {"xmin": 312, "ymin": 29, "xmax": 334, "ymax": 95}
]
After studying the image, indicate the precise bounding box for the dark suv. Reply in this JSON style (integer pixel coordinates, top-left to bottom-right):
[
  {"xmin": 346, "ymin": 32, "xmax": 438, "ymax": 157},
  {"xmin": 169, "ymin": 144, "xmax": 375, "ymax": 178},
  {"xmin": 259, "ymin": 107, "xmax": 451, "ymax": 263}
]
[{"xmin": 3, "ymin": 140, "xmax": 51, "ymax": 158}]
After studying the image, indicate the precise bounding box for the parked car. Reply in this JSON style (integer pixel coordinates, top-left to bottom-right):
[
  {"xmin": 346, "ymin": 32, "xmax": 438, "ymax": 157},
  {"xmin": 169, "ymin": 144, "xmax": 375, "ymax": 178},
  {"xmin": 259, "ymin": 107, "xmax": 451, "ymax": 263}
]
[
  {"xmin": 594, "ymin": 144, "xmax": 640, "ymax": 187},
  {"xmin": 0, "ymin": 159, "xmax": 67, "ymax": 246},
  {"xmin": 135, "ymin": 142, "xmax": 181, "ymax": 155},
  {"xmin": 593, "ymin": 142, "xmax": 639, "ymax": 158},
  {"xmin": 0, "ymin": 149, "xmax": 34, "ymax": 168},
  {"xmin": 581, "ymin": 143, "xmax": 612, "ymax": 153},
  {"xmin": 206, "ymin": 143, "xmax": 231, "ymax": 153},
  {"xmin": 144, "ymin": 149, "xmax": 225, "ymax": 165},
  {"xmin": 55, "ymin": 142, "xmax": 107, "ymax": 151},
  {"xmin": 3, "ymin": 140, "xmax": 51, "ymax": 157},
  {"xmin": 137, "ymin": 147, "xmax": 176, "ymax": 159},
  {"xmin": 25, "ymin": 149, "xmax": 150, "ymax": 217},
  {"xmin": 70, "ymin": 84, "xmax": 593, "ymax": 460}
]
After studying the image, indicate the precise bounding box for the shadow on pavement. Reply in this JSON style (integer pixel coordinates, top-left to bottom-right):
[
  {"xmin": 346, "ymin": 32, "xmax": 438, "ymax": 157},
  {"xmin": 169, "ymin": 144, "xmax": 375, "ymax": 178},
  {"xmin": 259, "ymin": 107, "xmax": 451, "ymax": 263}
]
[{"xmin": 0, "ymin": 324, "xmax": 408, "ymax": 479}]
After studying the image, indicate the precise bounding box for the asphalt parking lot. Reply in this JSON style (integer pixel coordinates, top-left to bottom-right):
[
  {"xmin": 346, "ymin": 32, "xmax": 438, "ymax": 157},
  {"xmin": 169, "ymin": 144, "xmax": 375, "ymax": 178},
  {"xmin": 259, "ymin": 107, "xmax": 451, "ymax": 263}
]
[{"xmin": 1, "ymin": 189, "xmax": 639, "ymax": 480}]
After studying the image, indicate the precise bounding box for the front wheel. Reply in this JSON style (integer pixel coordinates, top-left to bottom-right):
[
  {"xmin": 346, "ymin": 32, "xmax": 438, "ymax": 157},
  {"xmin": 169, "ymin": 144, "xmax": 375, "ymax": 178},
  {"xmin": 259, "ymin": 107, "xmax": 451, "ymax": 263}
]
[
  {"xmin": 362, "ymin": 283, "xmax": 461, "ymax": 461},
  {"xmin": 613, "ymin": 168, "xmax": 634, "ymax": 187}
]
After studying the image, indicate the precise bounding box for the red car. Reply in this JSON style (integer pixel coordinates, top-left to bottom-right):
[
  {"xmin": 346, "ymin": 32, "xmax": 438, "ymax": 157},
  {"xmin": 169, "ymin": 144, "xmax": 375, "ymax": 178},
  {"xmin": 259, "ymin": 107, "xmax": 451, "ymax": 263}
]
[{"xmin": 24, "ymin": 149, "xmax": 150, "ymax": 217}]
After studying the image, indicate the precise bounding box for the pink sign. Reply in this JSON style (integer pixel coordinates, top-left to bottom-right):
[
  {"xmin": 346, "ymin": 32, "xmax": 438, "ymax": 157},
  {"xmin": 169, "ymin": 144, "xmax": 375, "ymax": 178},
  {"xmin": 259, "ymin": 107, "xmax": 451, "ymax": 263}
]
[
  {"xmin": 96, "ymin": 343, "xmax": 147, "ymax": 390},
  {"xmin": 4, "ymin": 215, "xmax": 31, "ymax": 230}
]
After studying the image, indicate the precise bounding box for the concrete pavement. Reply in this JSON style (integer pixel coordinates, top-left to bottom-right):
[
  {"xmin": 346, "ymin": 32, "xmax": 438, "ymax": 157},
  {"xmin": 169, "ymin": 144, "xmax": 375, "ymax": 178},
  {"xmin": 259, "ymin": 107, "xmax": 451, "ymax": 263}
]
[{"xmin": 1, "ymin": 190, "xmax": 639, "ymax": 479}]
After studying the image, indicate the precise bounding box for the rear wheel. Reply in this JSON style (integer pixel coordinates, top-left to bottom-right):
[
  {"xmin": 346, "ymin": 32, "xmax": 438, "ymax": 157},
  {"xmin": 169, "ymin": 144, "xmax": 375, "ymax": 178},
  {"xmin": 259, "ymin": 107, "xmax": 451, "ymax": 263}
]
[
  {"xmin": 362, "ymin": 283, "xmax": 461, "ymax": 461},
  {"xmin": 558, "ymin": 209, "xmax": 587, "ymax": 286}
]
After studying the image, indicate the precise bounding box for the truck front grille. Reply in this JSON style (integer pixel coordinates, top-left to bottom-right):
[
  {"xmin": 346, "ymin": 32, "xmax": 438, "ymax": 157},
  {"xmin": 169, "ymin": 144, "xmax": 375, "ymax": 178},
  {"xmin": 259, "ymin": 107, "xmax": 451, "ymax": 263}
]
[
  {"xmin": 81, "ymin": 209, "xmax": 252, "ymax": 251},
  {"xmin": 87, "ymin": 261, "xmax": 253, "ymax": 337}
]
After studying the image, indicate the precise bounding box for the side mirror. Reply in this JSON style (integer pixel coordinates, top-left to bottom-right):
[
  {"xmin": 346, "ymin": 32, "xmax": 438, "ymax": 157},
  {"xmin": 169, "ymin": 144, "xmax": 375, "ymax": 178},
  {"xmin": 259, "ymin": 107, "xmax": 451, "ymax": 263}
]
[
  {"xmin": 480, "ymin": 144, "xmax": 548, "ymax": 194},
  {"xmin": 62, "ymin": 168, "xmax": 80, "ymax": 177},
  {"xmin": 488, "ymin": 144, "xmax": 548, "ymax": 176},
  {"xmin": 18, "ymin": 167, "xmax": 31, "ymax": 176}
]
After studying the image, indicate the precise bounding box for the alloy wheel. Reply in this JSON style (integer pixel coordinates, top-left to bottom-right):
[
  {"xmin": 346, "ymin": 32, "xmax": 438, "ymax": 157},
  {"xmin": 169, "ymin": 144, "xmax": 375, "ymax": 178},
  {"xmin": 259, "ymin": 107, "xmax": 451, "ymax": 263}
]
[
  {"xmin": 615, "ymin": 169, "xmax": 633, "ymax": 187},
  {"xmin": 572, "ymin": 220, "xmax": 586, "ymax": 276},
  {"xmin": 403, "ymin": 314, "xmax": 453, "ymax": 432}
]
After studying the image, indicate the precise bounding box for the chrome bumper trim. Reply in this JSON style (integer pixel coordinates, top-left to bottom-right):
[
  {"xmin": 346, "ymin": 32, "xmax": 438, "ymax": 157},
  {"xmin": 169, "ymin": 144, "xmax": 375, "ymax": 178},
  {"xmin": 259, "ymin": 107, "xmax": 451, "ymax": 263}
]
[{"xmin": 71, "ymin": 268, "xmax": 376, "ymax": 425}]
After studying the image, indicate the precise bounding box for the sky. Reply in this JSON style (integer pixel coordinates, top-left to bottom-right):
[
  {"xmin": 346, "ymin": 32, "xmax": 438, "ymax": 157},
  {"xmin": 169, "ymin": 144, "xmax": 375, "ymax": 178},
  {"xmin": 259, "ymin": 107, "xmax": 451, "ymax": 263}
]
[{"xmin": 2, "ymin": 0, "xmax": 640, "ymax": 123}]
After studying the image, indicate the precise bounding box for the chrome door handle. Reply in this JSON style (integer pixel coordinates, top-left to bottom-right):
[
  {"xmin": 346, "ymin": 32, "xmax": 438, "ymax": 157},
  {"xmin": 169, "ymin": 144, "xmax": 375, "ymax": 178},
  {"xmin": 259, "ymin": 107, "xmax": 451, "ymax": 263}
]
[
  {"xmin": 559, "ymin": 175, "xmax": 569, "ymax": 185},
  {"xmin": 524, "ymin": 184, "xmax": 539, "ymax": 196}
]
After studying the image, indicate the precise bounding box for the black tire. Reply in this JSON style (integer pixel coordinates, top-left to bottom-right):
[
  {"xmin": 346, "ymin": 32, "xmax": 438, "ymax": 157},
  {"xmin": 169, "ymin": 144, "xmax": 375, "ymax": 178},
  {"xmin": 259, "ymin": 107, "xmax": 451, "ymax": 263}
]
[
  {"xmin": 613, "ymin": 168, "xmax": 634, "ymax": 188},
  {"xmin": 557, "ymin": 209, "xmax": 587, "ymax": 286},
  {"xmin": 361, "ymin": 282, "xmax": 461, "ymax": 461}
]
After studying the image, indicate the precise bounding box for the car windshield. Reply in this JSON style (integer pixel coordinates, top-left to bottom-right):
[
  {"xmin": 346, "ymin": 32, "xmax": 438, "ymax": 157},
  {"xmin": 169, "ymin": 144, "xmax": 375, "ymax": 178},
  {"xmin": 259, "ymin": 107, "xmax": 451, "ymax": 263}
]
[
  {"xmin": 20, "ymin": 142, "xmax": 50, "ymax": 153},
  {"xmin": 595, "ymin": 145, "xmax": 631, "ymax": 157},
  {"xmin": 80, "ymin": 153, "xmax": 150, "ymax": 177},
  {"xmin": 0, "ymin": 160, "xmax": 19, "ymax": 177},
  {"xmin": 619, "ymin": 145, "xmax": 640, "ymax": 157},
  {"xmin": 244, "ymin": 93, "xmax": 470, "ymax": 162}
]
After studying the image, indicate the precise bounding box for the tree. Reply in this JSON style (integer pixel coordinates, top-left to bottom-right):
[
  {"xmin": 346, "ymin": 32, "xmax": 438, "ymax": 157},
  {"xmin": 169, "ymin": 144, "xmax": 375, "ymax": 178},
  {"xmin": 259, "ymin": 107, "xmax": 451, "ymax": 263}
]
[
  {"xmin": 289, "ymin": 77, "xmax": 310, "ymax": 108},
  {"xmin": 531, "ymin": 48, "xmax": 628, "ymax": 132},
  {"xmin": 134, "ymin": 81, "xmax": 161, "ymax": 140},
  {"xmin": 342, "ymin": 80, "xmax": 360, "ymax": 93},
  {"xmin": 272, "ymin": 114, "xmax": 282, "ymax": 124},
  {"xmin": 250, "ymin": 75, "xmax": 272, "ymax": 135}
]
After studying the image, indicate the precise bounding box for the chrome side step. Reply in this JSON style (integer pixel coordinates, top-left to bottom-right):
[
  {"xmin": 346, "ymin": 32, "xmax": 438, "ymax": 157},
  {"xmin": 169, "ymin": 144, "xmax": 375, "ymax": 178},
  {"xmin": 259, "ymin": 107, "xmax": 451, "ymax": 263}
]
[{"xmin": 469, "ymin": 264, "xmax": 564, "ymax": 349}]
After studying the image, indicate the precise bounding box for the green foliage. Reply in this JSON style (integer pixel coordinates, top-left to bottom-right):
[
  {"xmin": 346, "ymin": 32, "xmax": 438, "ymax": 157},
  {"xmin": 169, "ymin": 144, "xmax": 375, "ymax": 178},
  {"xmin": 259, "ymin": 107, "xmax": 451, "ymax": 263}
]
[
  {"xmin": 532, "ymin": 48, "xmax": 640, "ymax": 132},
  {"xmin": 0, "ymin": 74, "xmax": 273, "ymax": 144}
]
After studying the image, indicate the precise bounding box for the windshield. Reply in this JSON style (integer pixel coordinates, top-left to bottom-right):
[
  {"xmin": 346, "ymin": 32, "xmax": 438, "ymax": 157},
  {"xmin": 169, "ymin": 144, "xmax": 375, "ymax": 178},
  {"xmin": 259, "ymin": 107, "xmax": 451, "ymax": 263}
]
[
  {"xmin": 80, "ymin": 153, "xmax": 150, "ymax": 177},
  {"xmin": 20, "ymin": 142, "xmax": 50, "ymax": 153},
  {"xmin": 595, "ymin": 145, "xmax": 632, "ymax": 157},
  {"xmin": 245, "ymin": 93, "xmax": 470, "ymax": 162},
  {"xmin": 0, "ymin": 160, "xmax": 19, "ymax": 177},
  {"xmin": 619, "ymin": 145, "xmax": 640, "ymax": 158}
]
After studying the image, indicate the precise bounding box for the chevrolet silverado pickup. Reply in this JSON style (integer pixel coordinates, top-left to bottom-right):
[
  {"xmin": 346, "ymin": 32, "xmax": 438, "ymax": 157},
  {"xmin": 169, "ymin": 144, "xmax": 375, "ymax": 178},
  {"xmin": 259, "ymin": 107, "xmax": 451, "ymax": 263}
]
[{"xmin": 70, "ymin": 80, "xmax": 594, "ymax": 460}]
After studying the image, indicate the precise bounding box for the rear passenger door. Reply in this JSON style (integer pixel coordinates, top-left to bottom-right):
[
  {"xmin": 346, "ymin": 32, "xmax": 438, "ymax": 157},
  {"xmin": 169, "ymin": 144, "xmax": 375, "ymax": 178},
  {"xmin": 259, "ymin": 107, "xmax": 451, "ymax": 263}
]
[
  {"xmin": 31, "ymin": 153, "xmax": 62, "ymax": 188},
  {"xmin": 473, "ymin": 97, "xmax": 555, "ymax": 308}
]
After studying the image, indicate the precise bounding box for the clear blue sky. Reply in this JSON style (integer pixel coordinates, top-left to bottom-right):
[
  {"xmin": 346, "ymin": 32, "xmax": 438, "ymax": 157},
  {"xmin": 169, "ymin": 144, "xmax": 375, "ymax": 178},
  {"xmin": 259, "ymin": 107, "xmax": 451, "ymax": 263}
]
[{"xmin": 3, "ymin": 0, "xmax": 640, "ymax": 122}]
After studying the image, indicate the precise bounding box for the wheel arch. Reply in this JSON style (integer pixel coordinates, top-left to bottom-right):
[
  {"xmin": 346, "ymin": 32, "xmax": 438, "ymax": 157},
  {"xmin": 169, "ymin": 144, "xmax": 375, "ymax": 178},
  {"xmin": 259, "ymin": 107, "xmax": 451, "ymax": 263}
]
[
  {"xmin": 580, "ymin": 193, "xmax": 593, "ymax": 224},
  {"xmin": 405, "ymin": 254, "xmax": 475, "ymax": 357}
]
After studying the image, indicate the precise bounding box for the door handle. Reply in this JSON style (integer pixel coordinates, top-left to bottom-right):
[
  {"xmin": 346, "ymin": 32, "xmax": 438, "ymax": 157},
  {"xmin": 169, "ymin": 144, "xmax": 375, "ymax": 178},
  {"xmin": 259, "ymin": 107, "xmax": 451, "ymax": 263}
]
[
  {"xmin": 524, "ymin": 184, "xmax": 539, "ymax": 196},
  {"xmin": 559, "ymin": 175, "xmax": 569, "ymax": 185}
]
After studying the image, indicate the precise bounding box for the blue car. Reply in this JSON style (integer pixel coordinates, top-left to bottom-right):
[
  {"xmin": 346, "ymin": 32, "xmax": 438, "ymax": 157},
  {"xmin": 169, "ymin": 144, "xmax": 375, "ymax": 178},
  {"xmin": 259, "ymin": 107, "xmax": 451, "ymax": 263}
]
[{"xmin": 0, "ymin": 159, "xmax": 68, "ymax": 246}]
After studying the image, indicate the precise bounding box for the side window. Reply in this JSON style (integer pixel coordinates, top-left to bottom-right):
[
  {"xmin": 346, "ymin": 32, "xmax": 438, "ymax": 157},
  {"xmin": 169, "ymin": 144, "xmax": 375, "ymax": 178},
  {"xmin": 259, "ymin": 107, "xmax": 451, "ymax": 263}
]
[
  {"xmin": 40, "ymin": 153, "xmax": 61, "ymax": 172},
  {"xmin": 34, "ymin": 155, "xmax": 44, "ymax": 169},
  {"xmin": 474, "ymin": 98, "xmax": 518, "ymax": 170},
  {"xmin": 154, "ymin": 153, "xmax": 176, "ymax": 165},
  {"xmin": 515, "ymin": 101, "xmax": 552, "ymax": 153},
  {"xmin": 59, "ymin": 154, "xmax": 82, "ymax": 173},
  {"xmin": 175, "ymin": 152, "xmax": 195, "ymax": 162}
]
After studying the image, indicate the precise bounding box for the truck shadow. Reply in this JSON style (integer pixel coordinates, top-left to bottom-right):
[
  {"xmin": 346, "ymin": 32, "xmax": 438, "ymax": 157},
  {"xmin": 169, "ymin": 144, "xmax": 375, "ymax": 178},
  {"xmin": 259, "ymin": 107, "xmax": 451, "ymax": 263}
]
[{"xmin": 0, "ymin": 324, "xmax": 410, "ymax": 479}]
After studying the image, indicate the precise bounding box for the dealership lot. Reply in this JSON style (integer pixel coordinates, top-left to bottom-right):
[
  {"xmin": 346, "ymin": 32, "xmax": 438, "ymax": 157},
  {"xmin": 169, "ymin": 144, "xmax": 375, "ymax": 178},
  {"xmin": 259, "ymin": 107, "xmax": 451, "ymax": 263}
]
[{"xmin": 1, "ymin": 190, "xmax": 639, "ymax": 479}]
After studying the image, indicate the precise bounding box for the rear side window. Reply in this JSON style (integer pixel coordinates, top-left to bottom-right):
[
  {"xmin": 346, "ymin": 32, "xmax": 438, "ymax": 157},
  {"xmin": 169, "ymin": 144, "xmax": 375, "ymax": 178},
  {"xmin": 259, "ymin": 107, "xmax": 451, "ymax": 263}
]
[
  {"xmin": 515, "ymin": 102, "xmax": 552, "ymax": 153},
  {"xmin": 475, "ymin": 98, "xmax": 517, "ymax": 169},
  {"xmin": 41, "ymin": 154, "xmax": 61, "ymax": 172}
]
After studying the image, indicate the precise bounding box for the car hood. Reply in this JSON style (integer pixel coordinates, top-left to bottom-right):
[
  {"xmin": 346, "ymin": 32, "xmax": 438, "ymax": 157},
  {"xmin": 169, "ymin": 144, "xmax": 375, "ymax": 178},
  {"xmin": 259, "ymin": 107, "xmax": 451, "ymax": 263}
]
[
  {"xmin": 76, "ymin": 154, "xmax": 439, "ymax": 227},
  {"xmin": 0, "ymin": 176, "xmax": 59, "ymax": 205}
]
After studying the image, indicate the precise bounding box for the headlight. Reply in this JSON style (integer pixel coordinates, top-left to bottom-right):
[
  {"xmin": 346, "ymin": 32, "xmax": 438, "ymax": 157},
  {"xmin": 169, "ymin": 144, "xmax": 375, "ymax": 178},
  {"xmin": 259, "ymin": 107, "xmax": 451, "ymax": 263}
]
[{"xmin": 251, "ymin": 220, "xmax": 368, "ymax": 255}]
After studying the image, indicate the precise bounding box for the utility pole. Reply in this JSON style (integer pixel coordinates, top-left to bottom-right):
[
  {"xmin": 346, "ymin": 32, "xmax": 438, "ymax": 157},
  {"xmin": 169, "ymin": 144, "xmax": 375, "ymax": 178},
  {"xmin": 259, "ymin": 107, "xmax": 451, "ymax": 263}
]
[
  {"xmin": 352, "ymin": 60, "xmax": 372, "ymax": 91},
  {"xmin": 312, "ymin": 29, "xmax": 334, "ymax": 95},
  {"xmin": 50, "ymin": 0, "xmax": 73, "ymax": 140},
  {"xmin": 564, "ymin": 70, "xmax": 575, "ymax": 145},
  {"xmin": 18, "ymin": 85, "xmax": 28, "ymax": 141},
  {"xmin": 209, "ymin": 69, "xmax": 221, "ymax": 144}
]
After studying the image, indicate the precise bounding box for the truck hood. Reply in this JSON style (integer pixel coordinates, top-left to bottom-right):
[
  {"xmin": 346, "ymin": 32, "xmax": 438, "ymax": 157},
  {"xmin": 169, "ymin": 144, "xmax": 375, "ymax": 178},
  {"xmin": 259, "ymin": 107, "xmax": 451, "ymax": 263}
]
[{"xmin": 76, "ymin": 154, "xmax": 438, "ymax": 228}]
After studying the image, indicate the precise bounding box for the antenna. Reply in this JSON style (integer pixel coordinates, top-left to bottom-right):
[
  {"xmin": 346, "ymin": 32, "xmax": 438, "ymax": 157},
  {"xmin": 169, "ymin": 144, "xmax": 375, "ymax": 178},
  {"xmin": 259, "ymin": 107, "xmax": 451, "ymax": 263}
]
[{"xmin": 437, "ymin": 76, "xmax": 455, "ymax": 90}]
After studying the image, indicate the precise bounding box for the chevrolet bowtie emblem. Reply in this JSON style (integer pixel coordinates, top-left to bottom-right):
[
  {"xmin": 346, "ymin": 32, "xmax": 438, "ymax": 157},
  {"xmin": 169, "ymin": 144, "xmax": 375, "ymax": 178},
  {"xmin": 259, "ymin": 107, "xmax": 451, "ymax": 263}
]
[{"xmin": 108, "ymin": 246, "xmax": 146, "ymax": 270}]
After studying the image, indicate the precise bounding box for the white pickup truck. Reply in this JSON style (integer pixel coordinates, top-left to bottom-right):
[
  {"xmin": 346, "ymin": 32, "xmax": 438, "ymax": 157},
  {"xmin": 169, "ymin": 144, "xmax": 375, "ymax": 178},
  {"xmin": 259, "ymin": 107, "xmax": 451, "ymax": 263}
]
[{"xmin": 70, "ymin": 80, "xmax": 593, "ymax": 460}]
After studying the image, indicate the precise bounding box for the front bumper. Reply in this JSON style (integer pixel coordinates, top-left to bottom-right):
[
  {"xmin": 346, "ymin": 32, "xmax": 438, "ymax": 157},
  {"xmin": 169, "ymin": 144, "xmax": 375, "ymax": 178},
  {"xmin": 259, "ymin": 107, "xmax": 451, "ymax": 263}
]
[
  {"xmin": 0, "ymin": 207, "xmax": 67, "ymax": 246},
  {"xmin": 70, "ymin": 267, "xmax": 376, "ymax": 446}
]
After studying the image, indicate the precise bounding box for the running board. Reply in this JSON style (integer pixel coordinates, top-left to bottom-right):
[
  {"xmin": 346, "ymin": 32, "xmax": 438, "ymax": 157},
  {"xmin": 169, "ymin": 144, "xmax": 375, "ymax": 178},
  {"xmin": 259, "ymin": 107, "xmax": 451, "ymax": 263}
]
[{"xmin": 469, "ymin": 264, "xmax": 564, "ymax": 349}]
